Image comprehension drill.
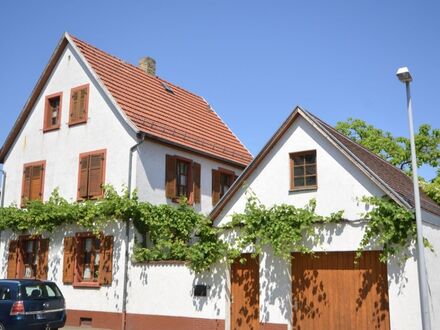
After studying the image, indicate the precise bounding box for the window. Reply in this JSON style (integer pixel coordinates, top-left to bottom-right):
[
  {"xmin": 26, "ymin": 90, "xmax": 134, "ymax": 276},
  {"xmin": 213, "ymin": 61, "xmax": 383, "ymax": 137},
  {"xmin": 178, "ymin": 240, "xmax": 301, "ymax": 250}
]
[
  {"xmin": 21, "ymin": 161, "xmax": 46, "ymax": 207},
  {"xmin": 212, "ymin": 168, "xmax": 237, "ymax": 205},
  {"xmin": 69, "ymin": 84, "xmax": 89, "ymax": 125},
  {"xmin": 176, "ymin": 159, "xmax": 189, "ymax": 198},
  {"xmin": 0, "ymin": 287, "xmax": 12, "ymax": 301},
  {"xmin": 77, "ymin": 150, "xmax": 106, "ymax": 200},
  {"xmin": 165, "ymin": 155, "xmax": 201, "ymax": 204},
  {"xmin": 290, "ymin": 150, "xmax": 317, "ymax": 190},
  {"xmin": 43, "ymin": 92, "xmax": 62, "ymax": 131},
  {"xmin": 7, "ymin": 236, "xmax": 49, "ymax": 280},
  {"xmin": 62, "ymin": 233, "xmax": 114, "ymax": 287}
]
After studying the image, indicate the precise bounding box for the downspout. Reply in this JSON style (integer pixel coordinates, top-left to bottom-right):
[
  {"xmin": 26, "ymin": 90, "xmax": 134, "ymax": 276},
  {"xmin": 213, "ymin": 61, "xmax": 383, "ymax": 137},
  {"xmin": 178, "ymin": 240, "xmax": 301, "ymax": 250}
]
[
  {"xmin": 0, "ymin": 169, "xmax": 5, "ymax": 249},
  {"xmin": 121, "ymin": 133, "xmax": 145, "ymax": 330},
  {"xmin": 0, "ymin": 169, "xmax": 5, "ymax": 208}
]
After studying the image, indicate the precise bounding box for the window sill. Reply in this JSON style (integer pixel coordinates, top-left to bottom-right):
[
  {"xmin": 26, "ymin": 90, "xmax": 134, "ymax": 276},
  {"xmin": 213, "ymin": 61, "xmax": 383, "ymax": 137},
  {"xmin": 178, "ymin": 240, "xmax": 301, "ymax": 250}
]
[
  {"xmin": 68, "ymin": 120, "xmax": 87, "ymax": 127},
  {"xmin": 73, "ymin": 282, "xmax": 100, "ymax": 289},
  {"xmin": 43, "ymin": 126, "xmax": 60, "ymax": 133},
  {"xmin": 171, "ymin": 197, "xmax": 194, "ymax": 205},
  {"xmin": 289, "ymin": 186, "xmax": 317, "ymax": 193}
]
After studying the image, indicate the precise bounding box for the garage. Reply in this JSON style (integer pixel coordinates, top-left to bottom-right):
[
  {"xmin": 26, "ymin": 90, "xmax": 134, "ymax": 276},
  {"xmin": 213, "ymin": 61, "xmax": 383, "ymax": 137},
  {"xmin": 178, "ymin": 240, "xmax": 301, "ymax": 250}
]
[{"xmin": 292, "ymin": 251, "xmax": 390, "ymax": 330}]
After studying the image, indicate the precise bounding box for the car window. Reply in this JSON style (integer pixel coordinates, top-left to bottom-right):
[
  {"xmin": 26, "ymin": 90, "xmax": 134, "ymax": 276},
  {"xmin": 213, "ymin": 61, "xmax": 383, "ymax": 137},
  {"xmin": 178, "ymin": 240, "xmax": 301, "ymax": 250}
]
[
  {"xmin": 0, "ymin": 286, "xmax": 12, "ymax": 300},
  {"xmin": 21, "ymin": 283, "xmax": 62, "ymax": 299}
]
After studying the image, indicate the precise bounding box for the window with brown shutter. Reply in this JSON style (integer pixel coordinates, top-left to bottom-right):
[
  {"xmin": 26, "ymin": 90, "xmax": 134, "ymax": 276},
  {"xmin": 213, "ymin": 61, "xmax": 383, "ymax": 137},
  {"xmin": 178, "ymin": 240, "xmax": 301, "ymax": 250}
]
[
  {"xmin": 212, "ymin": 168, "xmax": 236, "ymax": 206},
  {"xmin": 290, "ymin": 150, "xmax": 317, "ymax": 191},
  {"xmin": 77, "ymin": 150, "xmax": 106, "ymax": 200},
  {"xmin": 43, "ymin": 92, "xmax": 62, "ymax": 132},
  {"xmin": 7, "ymin": 236, "xmax": 49, "ymax": 280},
  {"xmin": 69, "ymin": 84, "xmax": 89, "ymax": 126},
  {"xmin": 21, "ymin": 161, "xmax": 46, "ymax": 207},
  {"xmin": 165, "ymin": 155, "xmax": 200, "ymax": 204},
  {"xmin": 62, "ymin": 233, "xmax": 114, "ymax": 287}
]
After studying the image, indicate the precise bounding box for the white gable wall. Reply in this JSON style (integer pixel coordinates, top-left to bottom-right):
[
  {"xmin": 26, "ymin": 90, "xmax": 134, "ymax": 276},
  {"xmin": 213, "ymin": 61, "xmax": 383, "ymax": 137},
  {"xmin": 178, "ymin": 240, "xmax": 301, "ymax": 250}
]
[
  {"xmin": 214, "ymin": 115, "xmax": 429, "ymax": 330},
  {"xmin": 2, "ymin": 43, "xmax": 137, "ymax": 206}
]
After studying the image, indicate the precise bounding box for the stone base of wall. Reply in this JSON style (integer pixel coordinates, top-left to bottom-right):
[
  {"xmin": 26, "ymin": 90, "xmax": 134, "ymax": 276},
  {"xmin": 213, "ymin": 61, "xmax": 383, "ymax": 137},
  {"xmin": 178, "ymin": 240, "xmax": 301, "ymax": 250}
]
[
  {"xmin": 66, "ymin": 309, "xmax": 122, "ymax": 329},
  {"xmin": 126, "ymin": 313, "xmax": 225, "ymax": 330},
  {"xmin": 260, "ymin": 323, "xmax": 288, "ymax": 330},
  {"xmin": 67, "ymin": 310, "xmax": 287, "ymax": 330}
]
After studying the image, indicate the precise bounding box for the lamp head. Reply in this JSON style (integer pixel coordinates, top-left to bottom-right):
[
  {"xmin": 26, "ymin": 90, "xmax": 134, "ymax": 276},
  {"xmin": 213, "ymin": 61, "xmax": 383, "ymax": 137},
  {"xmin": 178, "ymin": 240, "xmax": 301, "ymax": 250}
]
[{"xmin": 396, "ymin": 67, "xmax": 413, "ymax": 83}]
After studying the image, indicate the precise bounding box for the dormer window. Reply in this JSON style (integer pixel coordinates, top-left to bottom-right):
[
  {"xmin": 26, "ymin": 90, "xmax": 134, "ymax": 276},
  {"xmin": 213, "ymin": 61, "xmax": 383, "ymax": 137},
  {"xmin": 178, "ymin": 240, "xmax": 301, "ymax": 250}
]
[
  {"xmin": 69, "ymin": 84, "xmax": 89, "ymax": 126},
  {"xmin": 43, "ymin": 92, "xmax": 62, "ymax": 132},
  {"xmin": 290, "ymin": 150, "xmax": 317, "ymax": 191}
]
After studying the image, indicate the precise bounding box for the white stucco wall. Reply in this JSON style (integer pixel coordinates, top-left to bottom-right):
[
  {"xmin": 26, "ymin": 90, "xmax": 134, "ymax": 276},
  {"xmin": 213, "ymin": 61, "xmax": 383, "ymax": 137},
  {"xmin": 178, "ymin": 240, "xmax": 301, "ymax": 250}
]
[
  {"xmin": 1, "ymin": 43, "xmax": 137, "ymax": 206},
  {"xmin": 0, "ymin": 221, "xmax": 127, "ymax": 313},
  {"xmin": 422, "ymin": 210, "xmax": 440, "ymax": 328},
  {"xmin": 135, "ymin": 139, "xmax": 243, "ymax": 215},
  {"xmin": 213, "ymin": 116, "xmax": 435, "ymax": 330}
]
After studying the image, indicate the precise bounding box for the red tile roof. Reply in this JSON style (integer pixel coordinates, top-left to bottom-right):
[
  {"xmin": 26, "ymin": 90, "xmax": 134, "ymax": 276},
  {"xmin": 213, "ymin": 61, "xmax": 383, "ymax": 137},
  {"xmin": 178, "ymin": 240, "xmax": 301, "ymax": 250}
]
[{"xmin": 70, "ymin": 35, "xmax": 252, "ymax": 166}]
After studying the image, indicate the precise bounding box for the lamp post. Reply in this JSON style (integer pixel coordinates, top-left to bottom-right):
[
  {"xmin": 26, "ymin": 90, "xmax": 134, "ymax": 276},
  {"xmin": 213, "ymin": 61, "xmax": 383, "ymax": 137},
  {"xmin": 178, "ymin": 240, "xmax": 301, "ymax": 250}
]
[{"xmin": 396, "ymin": 67, "xmax": 431, "ymax": 330}]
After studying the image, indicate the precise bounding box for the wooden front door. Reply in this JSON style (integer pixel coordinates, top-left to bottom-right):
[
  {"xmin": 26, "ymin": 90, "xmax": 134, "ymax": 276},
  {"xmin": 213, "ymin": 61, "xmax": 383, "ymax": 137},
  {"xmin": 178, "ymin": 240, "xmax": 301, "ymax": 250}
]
[
  {"xmin": 292, "ymin": 251, "xmax": 390, "ymax": 330},
  {"xmin": 231, "ymin": 254, "xmax": 259, "ymax": 330}
]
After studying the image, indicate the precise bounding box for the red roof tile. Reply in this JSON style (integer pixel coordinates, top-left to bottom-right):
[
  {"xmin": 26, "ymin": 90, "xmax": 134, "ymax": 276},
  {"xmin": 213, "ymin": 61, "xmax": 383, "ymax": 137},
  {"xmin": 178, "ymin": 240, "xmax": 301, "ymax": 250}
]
[{"xmin": 70, "ymin": 35, "xmax": 252, "ymax": 166}]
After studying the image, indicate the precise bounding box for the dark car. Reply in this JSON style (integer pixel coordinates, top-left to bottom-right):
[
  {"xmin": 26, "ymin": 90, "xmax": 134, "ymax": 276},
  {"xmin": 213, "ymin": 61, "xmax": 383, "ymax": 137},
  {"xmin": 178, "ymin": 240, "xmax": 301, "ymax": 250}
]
[{"xmin": 0, "ymin": 279, "xmax": 66, "ymax": 330}]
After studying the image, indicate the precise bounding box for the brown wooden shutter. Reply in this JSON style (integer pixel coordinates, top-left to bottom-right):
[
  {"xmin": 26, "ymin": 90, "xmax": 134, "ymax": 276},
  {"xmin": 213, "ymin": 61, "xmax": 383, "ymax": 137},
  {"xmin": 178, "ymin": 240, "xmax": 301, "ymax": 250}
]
[
  {"xmin": 7, "ymin": 240, "xmax": 18, "ymax": 279},
  {"xmin": 21, "ymin": 166, "xmax": 31, "ymax": 206},
  {"xmin": 99, "ymin": 236, "xmax": 114, "ymax": 285},
  {"xmin": 88, "ymin": 153, "xmax": 104, "ymax": 198},
  {"xmin": 193, "ymin": 162, "xmax": 201, "ymax": 204},
  {"xmin": 70, "ymin": 89, "xmax": 79, "ymax": 123},
  {"xmin": 37, "ymin": 239, "xmax": 49, "ymax": 280},
  {"xmin": 165, "ymin": 155, "xmax": 177, "ymax": 198},
  {"xmin": 78, "ymin": 88, "xmax": 88, "ymax": 121},
  {"xmin": 78, "ymin": 155, "xmax": 89, "ymax": 199},
  {"xmin": 30, "ymin": 165, "xmax": 43, "ymax": 201},
  {"xmin": 62, "ymin": 237, "xmax": 75, "ymax": 284},
  {"xmin": 212, "ymin": 169, "xmax": 221, "ymax": 205}
]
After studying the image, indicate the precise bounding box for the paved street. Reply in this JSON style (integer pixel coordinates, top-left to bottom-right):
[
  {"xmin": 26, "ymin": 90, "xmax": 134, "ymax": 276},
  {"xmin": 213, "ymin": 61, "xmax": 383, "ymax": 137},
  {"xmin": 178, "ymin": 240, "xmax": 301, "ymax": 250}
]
[{"xmin": 63, "ymin": 327, "xmax": 110, "ymax": 330}]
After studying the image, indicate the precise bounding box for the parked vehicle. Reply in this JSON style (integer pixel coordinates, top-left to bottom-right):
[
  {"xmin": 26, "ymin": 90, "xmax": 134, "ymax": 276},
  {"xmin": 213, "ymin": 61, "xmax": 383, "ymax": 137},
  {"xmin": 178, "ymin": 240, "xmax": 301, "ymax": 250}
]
[{"xmin": 0, "ymin": 279, "xmax": 66, "ymax": 330}]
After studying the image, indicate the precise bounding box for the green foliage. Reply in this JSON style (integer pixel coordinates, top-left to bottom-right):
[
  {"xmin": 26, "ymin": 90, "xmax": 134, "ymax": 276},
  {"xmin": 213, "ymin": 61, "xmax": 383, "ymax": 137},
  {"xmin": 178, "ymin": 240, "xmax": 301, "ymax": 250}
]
[
  {"xmin": 358, "ymin": 196, "xmax": 432, "ymax": 263},
  {"xmin": 132, "ymin": 198, "xmax": 230, "ymax": 273},
  {"xmin": 0, "ymin": 186, "xmax": 227, "ymax": 273},
  {"xmin": 226, "ymin": 192, "xmax": 344, "ymax": 260},
  {"xmin": 335, "ymin": 118, "xmax": 440, "ymax": 172},
  {"xmin": 420, "ymin": 175, "xmax": 440, "ymax": 205}
]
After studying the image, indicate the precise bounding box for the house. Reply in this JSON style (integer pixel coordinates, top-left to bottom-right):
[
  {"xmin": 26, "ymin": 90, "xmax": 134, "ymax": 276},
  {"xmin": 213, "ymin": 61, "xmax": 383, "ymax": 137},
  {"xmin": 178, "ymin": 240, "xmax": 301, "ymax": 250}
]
[
  {"xmin": 0, "ymin": 32, "xmax": 252, "ymax": 329},
  {"xmin": 210, "ymin": 107, "xmax": 440, "ymax": 330}
]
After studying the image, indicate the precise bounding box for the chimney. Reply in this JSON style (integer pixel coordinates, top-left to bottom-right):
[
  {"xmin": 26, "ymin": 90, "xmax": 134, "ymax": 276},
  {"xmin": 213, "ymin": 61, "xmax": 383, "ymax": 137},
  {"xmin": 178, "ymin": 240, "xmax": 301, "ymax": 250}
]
[{"xmin": 139, "ymin": 57, "xmax": 156, "ymax": 76}]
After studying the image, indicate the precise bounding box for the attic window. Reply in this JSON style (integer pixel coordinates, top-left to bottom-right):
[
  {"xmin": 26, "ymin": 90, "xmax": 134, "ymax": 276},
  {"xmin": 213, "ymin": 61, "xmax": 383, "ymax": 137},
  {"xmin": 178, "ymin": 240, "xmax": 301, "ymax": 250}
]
[
  {"xmin": 161, "ymin": 82, "xmax": 174, "ymax": 93},
  {"xmin": 290, "ymin": 150, "xmax": 317, "ymax": 191}
]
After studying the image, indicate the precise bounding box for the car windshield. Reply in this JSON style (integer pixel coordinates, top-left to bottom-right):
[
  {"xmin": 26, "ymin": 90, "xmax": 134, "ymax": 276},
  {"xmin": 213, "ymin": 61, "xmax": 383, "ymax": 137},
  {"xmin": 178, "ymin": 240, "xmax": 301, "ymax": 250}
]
[{"xmin": 20, "ymin": 283, "xmax": 62, "ymax": 300}]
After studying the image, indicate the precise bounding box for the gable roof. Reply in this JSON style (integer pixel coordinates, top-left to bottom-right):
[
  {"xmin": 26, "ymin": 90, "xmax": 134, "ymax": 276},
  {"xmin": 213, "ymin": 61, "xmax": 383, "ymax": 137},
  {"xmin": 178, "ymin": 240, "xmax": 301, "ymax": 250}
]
[
  {"xmin": 210, "ymin": 106, "xmax": 440, "ymax": 219},
  {"xmin": 0, "ymin": 33, "xmax": 253, "ymax": 167}
]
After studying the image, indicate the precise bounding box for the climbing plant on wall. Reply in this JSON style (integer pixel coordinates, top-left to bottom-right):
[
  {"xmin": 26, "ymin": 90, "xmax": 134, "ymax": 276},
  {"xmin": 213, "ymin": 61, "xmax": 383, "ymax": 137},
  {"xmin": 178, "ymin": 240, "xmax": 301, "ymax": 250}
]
[{"xmin": 0, "ymin": 186, "xmax": 432, "ymax": 272}]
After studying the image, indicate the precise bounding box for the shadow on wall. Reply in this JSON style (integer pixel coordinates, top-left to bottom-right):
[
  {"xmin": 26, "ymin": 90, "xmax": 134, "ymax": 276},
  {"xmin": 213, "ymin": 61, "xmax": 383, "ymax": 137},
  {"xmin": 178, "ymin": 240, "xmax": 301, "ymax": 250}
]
[
  {"xmin": 191, "ymin": 261, "xmax": 227, "ymax": 316},
  {"xmin": 260, "ymin": 248, "xmax": 292, "ymax": 324},
  {"xmin": 291, "ymin": 251, "xmax": 391, "ymax": 330}
]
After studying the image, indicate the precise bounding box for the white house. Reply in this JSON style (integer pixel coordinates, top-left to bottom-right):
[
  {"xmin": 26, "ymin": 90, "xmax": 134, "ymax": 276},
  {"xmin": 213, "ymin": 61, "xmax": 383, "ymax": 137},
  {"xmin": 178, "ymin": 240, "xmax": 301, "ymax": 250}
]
[
  {"xmin": 0, "ymin": 32, "xmax": 252, "ymax": 329},
  {"xmin": 1, "ymin": 32, "xmax": 439, "ymax": 330},
  {"xmin": 210, "ymin": 107, "xmax": 440, "ymax": 330}
]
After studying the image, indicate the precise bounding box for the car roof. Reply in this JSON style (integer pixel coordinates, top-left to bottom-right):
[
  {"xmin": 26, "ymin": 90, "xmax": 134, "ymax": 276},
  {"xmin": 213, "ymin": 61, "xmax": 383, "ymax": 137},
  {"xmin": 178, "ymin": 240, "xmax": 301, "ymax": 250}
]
[{"xmin": 0, "ymin": 279, "xmax": 54, "ymax": 285}]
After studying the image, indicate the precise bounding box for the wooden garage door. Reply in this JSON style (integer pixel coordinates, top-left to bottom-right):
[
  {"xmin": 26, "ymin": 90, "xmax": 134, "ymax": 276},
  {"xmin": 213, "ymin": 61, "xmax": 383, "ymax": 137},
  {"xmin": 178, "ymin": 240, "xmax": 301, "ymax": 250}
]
[
  {"xmin": 231, "ymin": 254, "xmax": 259, "ymax": 330},
  {"xmin": 292, "ymin": 251, "xmax": 390, "ymax": 330}
]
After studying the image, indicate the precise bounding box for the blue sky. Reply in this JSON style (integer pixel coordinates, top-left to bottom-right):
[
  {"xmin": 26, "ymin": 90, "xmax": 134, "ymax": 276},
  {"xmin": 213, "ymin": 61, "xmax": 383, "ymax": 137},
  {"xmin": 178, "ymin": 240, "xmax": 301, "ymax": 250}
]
[{"xmin": 1, "ymin": 1, "xmax": 439, "ymax": 179}]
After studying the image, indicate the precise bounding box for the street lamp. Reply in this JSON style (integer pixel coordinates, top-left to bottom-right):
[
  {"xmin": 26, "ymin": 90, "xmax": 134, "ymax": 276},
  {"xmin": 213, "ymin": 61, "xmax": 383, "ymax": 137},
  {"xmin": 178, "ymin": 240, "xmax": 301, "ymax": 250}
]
[{"xmin": 396, "ymin": 66, "xmax": 431, "ymax": 330}]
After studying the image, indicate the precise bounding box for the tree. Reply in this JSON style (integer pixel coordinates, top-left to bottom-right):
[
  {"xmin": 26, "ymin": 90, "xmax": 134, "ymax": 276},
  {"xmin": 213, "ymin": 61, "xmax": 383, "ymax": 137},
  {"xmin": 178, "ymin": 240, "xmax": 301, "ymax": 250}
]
[{"xmin": 335, "ymin": 118, "xmax": 440, "ymax": 205}]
